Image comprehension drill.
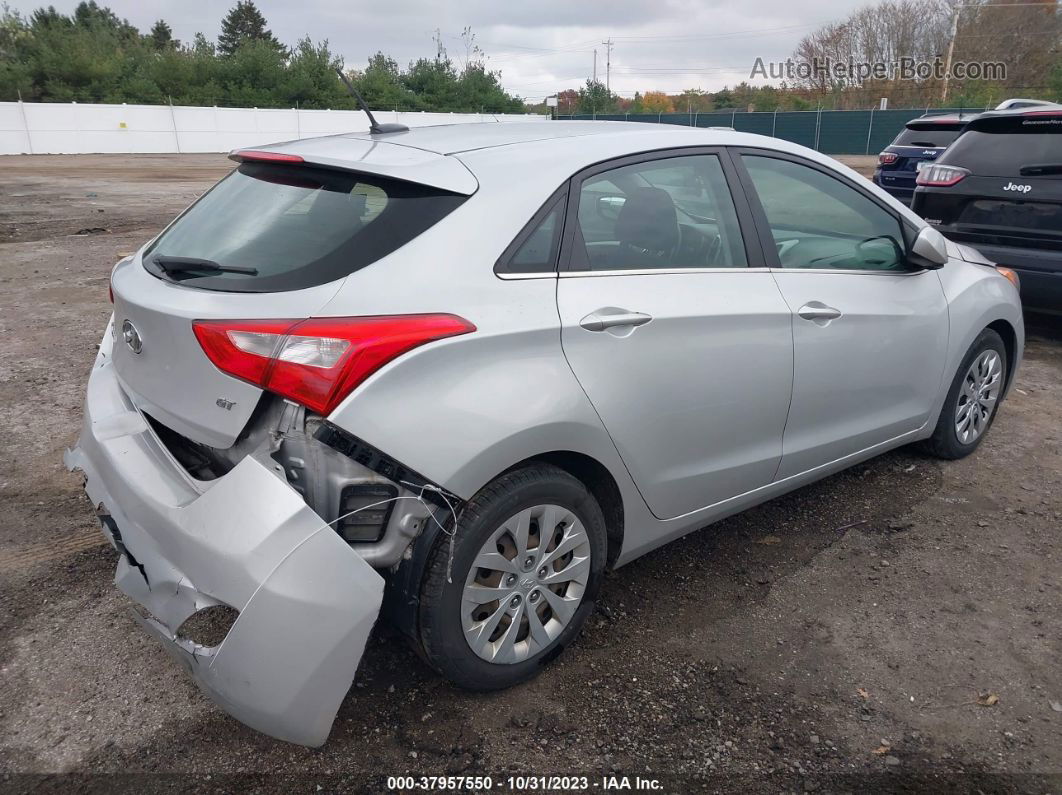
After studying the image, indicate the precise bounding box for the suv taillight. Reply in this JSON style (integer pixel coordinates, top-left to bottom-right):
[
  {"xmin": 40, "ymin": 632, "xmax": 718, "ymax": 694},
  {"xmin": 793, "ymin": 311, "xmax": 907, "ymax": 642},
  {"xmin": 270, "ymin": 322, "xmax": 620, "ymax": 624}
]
[
  {"xmin": 916, "ymin": 164, "xmax": 969, "ymax": 187},
  {"xmin": 192, "ymin": 314, "xmax": 475, "ymax": 415},
  {"xmin": 878, "ymin": 152, "xmax": 899, "ymax": 165}
]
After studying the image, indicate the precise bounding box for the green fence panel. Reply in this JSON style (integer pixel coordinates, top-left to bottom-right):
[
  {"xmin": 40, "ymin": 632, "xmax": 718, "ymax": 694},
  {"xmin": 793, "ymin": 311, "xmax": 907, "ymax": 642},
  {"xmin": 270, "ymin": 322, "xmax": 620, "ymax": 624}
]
[
  {"xmin": 865, "ymin": 109, "xmax": 921, "ymax": 154},
  {"xmin": 816, "ymin": 110, "xmax": 870, "ymax": 154},
  {"xmin": 693, "ymin": 111, "xmax": 739, "ymax": 128},
  {"xmin": 771, "ymin": 112, "xmax": 817, "ymax": 149},
  {"xmin": 732, "ymin": 112, "xmax": 774, "ymax": 136},
  {"xmin": 556, "ymin": 107, "xmax": 991, "ymax": 155}
]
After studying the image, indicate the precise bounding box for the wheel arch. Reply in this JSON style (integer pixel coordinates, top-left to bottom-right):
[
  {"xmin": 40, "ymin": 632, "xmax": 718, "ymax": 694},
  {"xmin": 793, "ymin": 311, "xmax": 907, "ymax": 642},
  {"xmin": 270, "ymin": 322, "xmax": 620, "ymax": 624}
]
[
  {"xmin": 380, "ymin": 449, "xmax": 628, "ymax": 643},
  {"xmin": 498, "ymin": 451, "xmax": 626, "ymax": 570},
  {"xmin": 986, "ymin": 318, "xmax": 1019, "ymax": 394}
]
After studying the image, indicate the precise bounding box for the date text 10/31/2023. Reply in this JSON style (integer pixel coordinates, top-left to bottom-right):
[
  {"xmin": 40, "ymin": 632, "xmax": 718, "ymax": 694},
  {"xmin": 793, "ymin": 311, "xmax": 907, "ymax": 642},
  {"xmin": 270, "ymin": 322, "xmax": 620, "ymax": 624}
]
[{"xmin": 385, "ymin": 775, "xmax": 664, "ymax": 791}]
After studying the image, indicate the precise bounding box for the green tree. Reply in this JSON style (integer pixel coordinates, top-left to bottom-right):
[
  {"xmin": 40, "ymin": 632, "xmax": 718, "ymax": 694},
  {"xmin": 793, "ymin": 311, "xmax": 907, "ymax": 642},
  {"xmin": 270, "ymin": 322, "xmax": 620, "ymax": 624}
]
[
  {"xmin": 455, "ymin": 62, "xmax": 524, "ymax": 112},
  {"xmin": 0, "ymin": 8, "xmax": 528, "ymax": 112},
  {"xmin": 217, "ymin": 1, "xmax": 282, "ymax": 57},
  {"xmin": 354, "ymin": 51, "xmax": 415, "ymax": 109},
  {"xmin": 148, "ymin": 19, "xmax": 175, "ymax": 50},
  {"xmin": 0, "ymin": 5, "xmax": 32, "ymax": 98},
  {"xmin": 576, "ymin": 79, "xmax": 616, "ymax": 115},
  {"xmin": 280, "ymin": 37, "xmax": 350, "ymax": 109},
  {"xmin": 403, "ymin": 56, "xmax": 461, "ymax": 110},
  {"xmin": 1047, "ymin": 57, "xmax": 1062, "ymax": 103}
]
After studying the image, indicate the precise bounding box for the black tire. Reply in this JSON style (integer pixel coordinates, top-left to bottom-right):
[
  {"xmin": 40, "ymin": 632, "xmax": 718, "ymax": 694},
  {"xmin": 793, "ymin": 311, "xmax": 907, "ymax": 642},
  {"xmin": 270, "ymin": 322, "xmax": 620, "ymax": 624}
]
[
  {"xmin": 922, "ymin": 328, "xmax": 1007, "ymax": 460},
  {"xmin": 418, "ymin": 463, "xmax": 607, "ymax": 691}
]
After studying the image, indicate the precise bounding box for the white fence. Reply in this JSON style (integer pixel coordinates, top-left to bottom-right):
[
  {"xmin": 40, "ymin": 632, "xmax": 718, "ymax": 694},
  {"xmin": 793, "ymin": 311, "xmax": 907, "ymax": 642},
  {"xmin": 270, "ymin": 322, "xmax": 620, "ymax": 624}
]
[{"xmin": 0, "ymin": 101, "xmax": 549, "ymax": 155}]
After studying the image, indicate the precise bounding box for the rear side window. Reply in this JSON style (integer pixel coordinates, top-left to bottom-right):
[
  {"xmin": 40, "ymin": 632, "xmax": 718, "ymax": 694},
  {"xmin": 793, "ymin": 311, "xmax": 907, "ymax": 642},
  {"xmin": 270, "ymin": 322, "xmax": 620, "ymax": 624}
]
[
  {"xmin": 893, "ymin": 126, "xmax": 962, "ymax": 147},
  {"xmin": 144, "ymin": 162, "xmax": 467, "ymax": 292},
  {"xmin": 570, "ymin": 153, "xmax": 748, "ymax": 271},
  {"xmin": 942, "ymin": 117, "xmax": 1062, "ymax": 176}
]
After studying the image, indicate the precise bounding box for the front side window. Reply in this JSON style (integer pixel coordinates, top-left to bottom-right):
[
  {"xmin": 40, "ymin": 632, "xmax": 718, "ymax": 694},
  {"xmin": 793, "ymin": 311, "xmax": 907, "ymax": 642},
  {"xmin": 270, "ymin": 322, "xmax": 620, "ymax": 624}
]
[
  {"xmin": 742, "ymin": 155, "xmax": 906, "ymax": 271},
  {"xmin": 571, "ymin": 154, "xmax": 748, "ymax": 271}
]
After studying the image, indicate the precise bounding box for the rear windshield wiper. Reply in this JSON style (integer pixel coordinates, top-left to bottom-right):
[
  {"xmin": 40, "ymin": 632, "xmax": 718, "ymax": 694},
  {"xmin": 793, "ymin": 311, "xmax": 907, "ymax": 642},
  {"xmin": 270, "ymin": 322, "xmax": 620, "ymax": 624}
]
[
  {"xmin": 152, "ymin": 255, "xmax": 258, "ymax": 276},
  {"xmin": 1019, "ymin": 164, "xmax": 1062, "ymax": 177}
]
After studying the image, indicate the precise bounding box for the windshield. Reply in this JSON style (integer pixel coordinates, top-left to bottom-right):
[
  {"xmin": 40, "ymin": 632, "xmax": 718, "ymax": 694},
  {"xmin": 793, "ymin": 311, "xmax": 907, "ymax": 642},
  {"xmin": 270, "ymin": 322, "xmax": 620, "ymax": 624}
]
[{"xmin": 144, "ymin": 162, "xmax": 467, "ymax": 292}]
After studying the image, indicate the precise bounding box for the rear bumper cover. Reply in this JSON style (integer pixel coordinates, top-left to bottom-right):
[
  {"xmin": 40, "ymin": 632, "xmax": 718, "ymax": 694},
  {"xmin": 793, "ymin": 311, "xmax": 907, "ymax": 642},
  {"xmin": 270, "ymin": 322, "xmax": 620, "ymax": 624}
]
[
  {"xmin": 65, "ymin": 327, "xmax": 383, "ymax": 746},
  {"xmin": 872, "ymin": 172, "xmax": 915, "ymax": 201}
]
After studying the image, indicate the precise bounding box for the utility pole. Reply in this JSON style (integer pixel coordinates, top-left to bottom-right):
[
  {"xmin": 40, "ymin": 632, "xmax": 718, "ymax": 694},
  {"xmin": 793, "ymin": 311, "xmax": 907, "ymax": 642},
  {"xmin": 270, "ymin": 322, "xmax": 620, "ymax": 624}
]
[
  {"xmin": 434, "ymin": 27, "xmax": 444, "ymax": 61},
  {"xmin": 941, "ymin": 3, "xmax": 960, "ymax": 103},
  {"xmin": 601, "ymin": 38, "xmax": 614, "ymax": 94},
  {"xmin": 593, "ymin": 48, "xmax": 597, "ymax": 84}
]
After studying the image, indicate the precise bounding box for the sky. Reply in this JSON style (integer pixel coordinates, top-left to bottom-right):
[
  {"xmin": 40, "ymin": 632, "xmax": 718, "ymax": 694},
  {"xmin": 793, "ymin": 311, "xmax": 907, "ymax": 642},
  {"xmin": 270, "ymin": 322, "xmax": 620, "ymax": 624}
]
[{"xmin": 6, "ymin": 0, "xmax": 860, "ymax": 100}]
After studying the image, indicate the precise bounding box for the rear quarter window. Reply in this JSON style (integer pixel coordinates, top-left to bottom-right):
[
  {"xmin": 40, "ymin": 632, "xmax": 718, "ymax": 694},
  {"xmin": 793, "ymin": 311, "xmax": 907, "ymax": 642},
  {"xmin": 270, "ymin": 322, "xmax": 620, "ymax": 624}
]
[{"xmin": 144, "ymin": 162, "xmax": 467, "ymax": 292}]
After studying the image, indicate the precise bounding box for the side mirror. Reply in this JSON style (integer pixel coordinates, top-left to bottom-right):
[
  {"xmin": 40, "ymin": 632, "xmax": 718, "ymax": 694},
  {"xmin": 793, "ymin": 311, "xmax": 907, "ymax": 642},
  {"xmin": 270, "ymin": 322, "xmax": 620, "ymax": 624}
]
[
  {"xmin": 907, "ymin": 226, "xmax": 948, "ymax": 270},
  {"xmin": 597, "ymin": 195, "xmax": 626, "ymax": 221}
]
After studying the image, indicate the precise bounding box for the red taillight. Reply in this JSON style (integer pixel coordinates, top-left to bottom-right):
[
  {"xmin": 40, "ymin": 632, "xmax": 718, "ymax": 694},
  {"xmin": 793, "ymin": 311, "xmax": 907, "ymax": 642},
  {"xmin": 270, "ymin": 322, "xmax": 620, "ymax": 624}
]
[
  {"xmin": 192, "ymin": 315, "xmax": 476, "ymax": 415},
  {"xmin": 916, "ymin": 164, "xmax": 969, "ymax": 187},
  {"xmin": 878, "ymin": 152, "xmax": 899, "ymax": 165},
  {"xmin": 229, "ymin": 150, "xmax": 305, "ymax": 164}
]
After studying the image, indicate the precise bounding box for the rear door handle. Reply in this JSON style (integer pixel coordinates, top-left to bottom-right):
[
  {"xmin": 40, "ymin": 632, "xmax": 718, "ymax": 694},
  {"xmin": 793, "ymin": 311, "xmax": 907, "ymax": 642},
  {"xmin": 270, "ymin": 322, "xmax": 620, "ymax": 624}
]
[
  {"xmin": 579, "ymin": 308, "xmax": 653, "ymax": 332},
  {"xmin": 797, "ymin": 302, "xmax": 842, "ymax": 323}
]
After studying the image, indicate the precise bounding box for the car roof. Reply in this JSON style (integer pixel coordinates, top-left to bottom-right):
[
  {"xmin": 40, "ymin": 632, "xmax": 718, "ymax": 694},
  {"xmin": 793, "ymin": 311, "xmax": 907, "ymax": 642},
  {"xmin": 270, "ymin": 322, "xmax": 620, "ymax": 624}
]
[
  {"xmin": 995, "ymin": 98, "xmax": 1062, "ymax": 109},
  {"xmin": 247, "ymin": 121, "xmax": 897, "ymax": 207},
  {"xmin": 341, "ymin": 120, "xmax": 668, "ymax": 155},
  {"xmin": 250, "ymin": 121, "xmax": 671, "ymax": 193}
]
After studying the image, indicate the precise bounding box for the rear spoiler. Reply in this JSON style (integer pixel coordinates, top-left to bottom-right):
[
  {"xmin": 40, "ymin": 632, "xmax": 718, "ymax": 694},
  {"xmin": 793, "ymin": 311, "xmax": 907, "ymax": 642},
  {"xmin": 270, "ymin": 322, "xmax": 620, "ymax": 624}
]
[
  {"xmin": 225, "ymin": 138, "xmax": 479, "ymax": 195},
  {"xmin": 964, "ymin": 110, "xmax": 1062, "ymax": 134},
  {"xmin": 906, "ymin": 119, "xmax": 968, "ymax": 131}
]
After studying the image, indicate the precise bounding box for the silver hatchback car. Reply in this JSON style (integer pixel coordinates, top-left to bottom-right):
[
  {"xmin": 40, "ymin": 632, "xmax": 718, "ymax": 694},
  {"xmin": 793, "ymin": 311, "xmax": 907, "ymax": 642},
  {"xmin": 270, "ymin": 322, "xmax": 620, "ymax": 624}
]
[{"xmin": 68, "ymin": 121, "xmax": 1024, "ymax": 746}]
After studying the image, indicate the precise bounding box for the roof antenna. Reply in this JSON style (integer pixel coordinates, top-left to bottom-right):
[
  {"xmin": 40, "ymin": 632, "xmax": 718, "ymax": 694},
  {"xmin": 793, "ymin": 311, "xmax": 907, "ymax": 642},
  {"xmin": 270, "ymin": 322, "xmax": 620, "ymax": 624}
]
[{"xmin": 334, "ymin": 68, "xmax": 408, "ymax": 134}]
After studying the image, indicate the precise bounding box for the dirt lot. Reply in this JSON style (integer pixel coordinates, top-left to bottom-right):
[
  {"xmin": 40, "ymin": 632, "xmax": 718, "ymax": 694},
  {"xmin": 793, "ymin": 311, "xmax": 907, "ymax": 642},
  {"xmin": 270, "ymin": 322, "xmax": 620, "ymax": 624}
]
[{"xmin": 1, "ymin": 154, "xmax": 1060, "ymax": 793}]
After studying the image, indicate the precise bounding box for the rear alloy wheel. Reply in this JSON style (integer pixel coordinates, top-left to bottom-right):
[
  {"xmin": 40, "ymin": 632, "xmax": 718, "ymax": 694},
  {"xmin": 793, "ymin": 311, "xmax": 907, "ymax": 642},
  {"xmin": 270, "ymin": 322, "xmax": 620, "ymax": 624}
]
[
  {"xmin": 923, "ymin": 328, "xmax": 1007, "ymax": 459},
  {"xmin": 461, "ymin": 504, "xmax": 592, "ymax": 664},
  {"xmin": 418, "ymin": 464, "xmax": 607, "ymax": 690}
]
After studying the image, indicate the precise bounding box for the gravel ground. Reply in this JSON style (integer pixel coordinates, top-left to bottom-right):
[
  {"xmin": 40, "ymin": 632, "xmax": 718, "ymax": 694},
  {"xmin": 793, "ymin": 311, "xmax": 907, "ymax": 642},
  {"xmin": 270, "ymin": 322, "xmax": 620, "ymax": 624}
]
[{"xmin": 1, "ymin": 153, "xmax": 1061, "ymax": 794}]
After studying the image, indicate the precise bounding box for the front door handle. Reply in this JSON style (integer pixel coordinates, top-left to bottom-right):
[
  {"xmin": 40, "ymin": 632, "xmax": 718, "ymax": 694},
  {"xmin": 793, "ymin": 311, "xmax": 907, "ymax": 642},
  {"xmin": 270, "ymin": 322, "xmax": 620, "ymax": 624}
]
[
  {"xmin": 579, "ymin": 308, "xmax": 653, "ymax": 332},
  {"xmin": 797, "ymin": 302, "xmax": 842, "ymax": 323}
]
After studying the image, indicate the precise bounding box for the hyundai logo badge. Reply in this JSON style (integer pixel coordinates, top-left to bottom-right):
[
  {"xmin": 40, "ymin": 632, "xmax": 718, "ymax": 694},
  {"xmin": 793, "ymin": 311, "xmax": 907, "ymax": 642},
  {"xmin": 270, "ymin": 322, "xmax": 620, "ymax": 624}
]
[{"xmin": 121, "ymin": 320, "xmax": 143, "ymax": 354}]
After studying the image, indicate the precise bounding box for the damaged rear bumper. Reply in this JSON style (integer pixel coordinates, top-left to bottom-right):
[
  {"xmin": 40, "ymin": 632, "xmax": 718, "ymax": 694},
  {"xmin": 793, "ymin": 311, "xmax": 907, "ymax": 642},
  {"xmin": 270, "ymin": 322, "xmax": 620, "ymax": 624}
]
[{"xmin": 65, "ymin": 331, "xmax": 384, "ymax": 747}]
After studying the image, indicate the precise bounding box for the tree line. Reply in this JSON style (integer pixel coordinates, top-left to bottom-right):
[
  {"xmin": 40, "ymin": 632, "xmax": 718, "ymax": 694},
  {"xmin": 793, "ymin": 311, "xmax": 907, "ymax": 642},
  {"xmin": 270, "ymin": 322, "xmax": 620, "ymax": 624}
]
[
  {"xmin": 3, "ymin": 0, "xmax": 1059, "ymax": 115},
  {"xmin": 543, "ymin": 0, "xmax": 1062, "ymax": 115},
  {"xmin": 0, "ymin": 1, "xmax": 526, "ymax": 112}
]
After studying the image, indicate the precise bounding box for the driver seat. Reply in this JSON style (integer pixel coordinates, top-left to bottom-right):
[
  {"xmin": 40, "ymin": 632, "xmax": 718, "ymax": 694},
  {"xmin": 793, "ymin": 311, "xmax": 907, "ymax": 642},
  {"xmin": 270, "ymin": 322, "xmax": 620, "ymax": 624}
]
[{"xmin": 614, "ymin": 187, "xmax": 680, "ymax": 268}]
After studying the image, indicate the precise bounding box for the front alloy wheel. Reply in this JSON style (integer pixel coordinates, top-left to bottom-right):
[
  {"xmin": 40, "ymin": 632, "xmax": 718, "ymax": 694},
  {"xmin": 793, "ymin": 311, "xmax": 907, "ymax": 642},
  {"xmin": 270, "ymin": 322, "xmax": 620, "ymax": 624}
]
[
  {"xmin": 954, "ymin": 349, "xmax": 1002, "ymax": 444},
  {"xmin": 924, "ymin": 327, "xmax": 1008, "ymax": 460}
]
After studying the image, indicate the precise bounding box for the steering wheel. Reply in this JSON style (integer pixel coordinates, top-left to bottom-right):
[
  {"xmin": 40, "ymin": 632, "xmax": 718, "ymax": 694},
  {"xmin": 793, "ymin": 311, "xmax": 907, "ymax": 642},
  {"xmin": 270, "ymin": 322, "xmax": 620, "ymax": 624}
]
[{"xmin": 855, "ymin": 235, "xmax": 904, "ymax": 268}]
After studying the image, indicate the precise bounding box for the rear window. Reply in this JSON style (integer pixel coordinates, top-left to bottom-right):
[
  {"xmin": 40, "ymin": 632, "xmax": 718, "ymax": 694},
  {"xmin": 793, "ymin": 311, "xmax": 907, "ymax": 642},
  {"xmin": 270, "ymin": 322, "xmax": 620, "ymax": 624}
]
[
  {"xmin": 940, "ymin": 116, "xmax": 1062, "ymax": 176},
  {"xmin": 144, "ymin": 162, "xmax": 467, "ymax": 292},
  {"xmin": 893, "ymin": 126, "xmax": 962, "ymax": 148}
]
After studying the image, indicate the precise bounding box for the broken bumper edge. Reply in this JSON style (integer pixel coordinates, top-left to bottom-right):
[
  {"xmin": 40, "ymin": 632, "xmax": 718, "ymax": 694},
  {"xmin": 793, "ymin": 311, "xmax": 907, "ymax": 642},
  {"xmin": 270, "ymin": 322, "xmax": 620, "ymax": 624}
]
[{"xmin": 65, "ymin": 345, "xmax": 384, "ymax": 747}]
